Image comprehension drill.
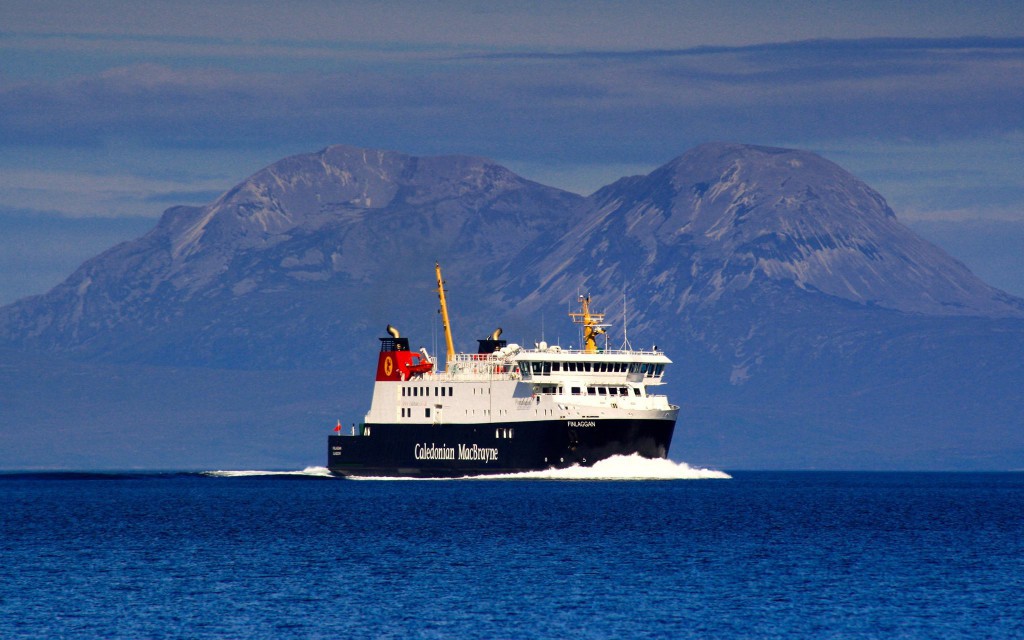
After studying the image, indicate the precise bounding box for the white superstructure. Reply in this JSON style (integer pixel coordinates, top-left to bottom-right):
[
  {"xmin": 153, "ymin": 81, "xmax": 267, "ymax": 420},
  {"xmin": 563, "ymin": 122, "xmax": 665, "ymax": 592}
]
[{"xmin": 364, "ymin": 293, "xmax": 677, "ymax": 428}]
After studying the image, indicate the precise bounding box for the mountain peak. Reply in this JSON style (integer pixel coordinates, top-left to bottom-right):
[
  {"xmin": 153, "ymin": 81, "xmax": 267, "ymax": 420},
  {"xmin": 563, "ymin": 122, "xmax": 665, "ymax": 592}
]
[
  {"xmin": 172, "ymin": 145, "xmax": 521, "ymax": 262},
  {"xmin": 540, "ymin": 142, "xmax": 1021, "ymax": 318}
]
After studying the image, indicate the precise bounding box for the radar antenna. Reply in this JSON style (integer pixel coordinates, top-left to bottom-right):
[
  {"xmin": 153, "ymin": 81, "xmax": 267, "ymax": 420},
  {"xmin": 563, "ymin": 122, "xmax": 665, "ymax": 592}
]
[{"xmin": 569, "ymin": 293, "xmax": 611, "ymax": 353}]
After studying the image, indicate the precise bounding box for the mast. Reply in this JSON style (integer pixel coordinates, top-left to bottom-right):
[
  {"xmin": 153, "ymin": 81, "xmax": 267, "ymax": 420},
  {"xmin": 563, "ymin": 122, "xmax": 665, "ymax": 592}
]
[
  {"xmin": 621, "ymin": 291, "xmax": 634, "ymax": 350},
  {"xmin": 569, "ymin": 294, "xmax": 607, "ymax": 353},
  {"xmin": 435, "ymin": 262, "xmax": 456, "ymax": 370}
]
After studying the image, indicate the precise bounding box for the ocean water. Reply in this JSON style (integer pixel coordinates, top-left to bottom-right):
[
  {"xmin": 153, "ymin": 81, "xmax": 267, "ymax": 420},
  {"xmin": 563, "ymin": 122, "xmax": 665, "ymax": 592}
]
[{"xmin": 1, "ymin": 459, "xmax": 1022, "ymax": 639}]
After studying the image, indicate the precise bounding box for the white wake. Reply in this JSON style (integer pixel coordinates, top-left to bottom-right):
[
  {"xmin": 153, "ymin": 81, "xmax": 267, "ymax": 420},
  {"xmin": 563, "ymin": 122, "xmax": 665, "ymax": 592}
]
[
  {"xmin": 351, "ymin": 454, "xmax": 730, "ymax": 481},
  {"xmin": 493, "ymin": 454, "xmax": 730, "ymax": 480},
  {"xmin": 204, "ymin": 466, "xmax": 333, "ymax": 478},
  {"xmin": 206, "ymin": 456, "xmax": 730, "ymax": 481}
]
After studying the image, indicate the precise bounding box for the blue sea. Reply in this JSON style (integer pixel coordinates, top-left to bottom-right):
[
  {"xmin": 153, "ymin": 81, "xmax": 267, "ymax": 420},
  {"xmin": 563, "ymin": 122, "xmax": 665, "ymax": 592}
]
[{"xmin": 2, "ymin": 459, "xmax": 1022, "ymax": 639}]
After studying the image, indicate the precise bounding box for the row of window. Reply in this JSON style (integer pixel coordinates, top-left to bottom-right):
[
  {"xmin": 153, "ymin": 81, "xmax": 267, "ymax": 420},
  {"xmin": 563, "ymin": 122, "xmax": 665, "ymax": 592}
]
[
  {"xmin": 536, "ymin": 385, "xmax": 642, "ymax": 397},
  {"xmin": 399, "ymin": 386, "xmax": 497, "ymax": 397},
  {"xmin": 524, "ymin": 361, "xmax": 665, "ymax": 376},
  {"xmin": 399, "ymin": 407, "xmax": 514, "ymax": 419},
  {"xmin": 400, "ymin": 407, "xmax": 433, "ymax": 418},
  {"xmin": 401, "ymin": 386, "xmax": 454, "ymax": 397},
  {"xmin": 584, "ymin": 386, "xmax": 640, "ymax": 397}
]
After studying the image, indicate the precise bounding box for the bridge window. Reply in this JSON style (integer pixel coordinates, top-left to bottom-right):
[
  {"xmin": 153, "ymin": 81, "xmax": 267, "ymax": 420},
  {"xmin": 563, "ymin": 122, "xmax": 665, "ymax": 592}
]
[{"xmin": 571, "ymin": 386, "xmax": 581, "ymax": 395}]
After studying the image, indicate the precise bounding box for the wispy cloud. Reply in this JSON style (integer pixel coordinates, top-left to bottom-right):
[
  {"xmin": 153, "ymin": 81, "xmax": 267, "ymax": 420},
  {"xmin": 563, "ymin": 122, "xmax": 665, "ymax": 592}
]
[
  {"xmin": 2, "ymin": 37, "xmax": 1021, "ymax": 161},
  {"xmin": 463, "ymin": 36, "xmax": 1024, "ymax": 61},
  {"xmin": 0, "ymin": 30, "xmax": 455, "ymax": 74},
  {"xmin": 0, "ymin": 167, "xmax": 230, "ymax": 217}
]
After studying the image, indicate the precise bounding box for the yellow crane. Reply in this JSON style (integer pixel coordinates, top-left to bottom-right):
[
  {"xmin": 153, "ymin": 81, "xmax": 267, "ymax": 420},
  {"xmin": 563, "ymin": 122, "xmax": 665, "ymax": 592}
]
[{"xmin": 435, "ymin": 262, "xmax": 456, "ymax": 371}]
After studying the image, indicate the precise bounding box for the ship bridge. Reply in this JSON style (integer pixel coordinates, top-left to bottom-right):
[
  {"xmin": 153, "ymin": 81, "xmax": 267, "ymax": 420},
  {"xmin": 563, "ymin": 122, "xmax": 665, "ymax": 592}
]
[{"xmin": 515, "ymin": 347, "xmax": 671, "ymax": 385}]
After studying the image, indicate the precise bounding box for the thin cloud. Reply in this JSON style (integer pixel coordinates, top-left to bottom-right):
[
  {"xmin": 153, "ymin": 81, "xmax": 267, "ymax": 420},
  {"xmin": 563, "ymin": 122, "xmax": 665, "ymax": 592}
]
[
  {"xmin": 462, "ymin": 36, "xmax": 1024, "ymax": 60},
  {"xmin": 2, "ymin": 37, "xmax": 1020, "ymax": 158},
  {"xmin": 0, "ymin": 29, "xmax": 455, "ymax": 67},
  {"xmin": 0, "ymin": 168, "xmax": 230, "ymax": 218}
]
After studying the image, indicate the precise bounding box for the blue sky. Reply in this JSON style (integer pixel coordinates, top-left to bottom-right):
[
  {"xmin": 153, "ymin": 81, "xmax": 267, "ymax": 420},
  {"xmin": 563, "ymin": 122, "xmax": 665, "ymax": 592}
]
[{"xmin": 2, "ymin": 1, "xmax": 1023, "ymax": 303}]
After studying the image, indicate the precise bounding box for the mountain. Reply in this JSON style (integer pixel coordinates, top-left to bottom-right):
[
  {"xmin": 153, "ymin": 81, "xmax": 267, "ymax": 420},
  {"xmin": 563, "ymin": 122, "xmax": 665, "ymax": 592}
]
[
  {"xmin": 512, "ymin": 143, "xmax": 1023, "ymax": 318},
  {"xmin": 0, "ymin": 145, "xmax": 581, "ymax": 368},
  {"xmin": 2, "ymin": 142, "xmax": 1023, "ymax": 470}
]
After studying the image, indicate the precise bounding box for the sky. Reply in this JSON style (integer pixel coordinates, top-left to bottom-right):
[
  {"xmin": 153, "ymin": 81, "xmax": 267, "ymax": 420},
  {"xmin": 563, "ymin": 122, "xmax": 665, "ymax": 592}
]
[{"xmin": 2, "ymin": 0, "xmax": 1023, "ymax": 303}]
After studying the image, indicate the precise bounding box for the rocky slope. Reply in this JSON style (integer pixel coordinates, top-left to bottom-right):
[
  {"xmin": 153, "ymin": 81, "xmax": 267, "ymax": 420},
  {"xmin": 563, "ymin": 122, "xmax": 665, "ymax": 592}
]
[
  {"xmin": 0, "ymin": 145, "xmax": 581, "ymax": 367},
  {"xmin": 513, "ymin": 143, "xmax": 1023, "ymax": 319}
]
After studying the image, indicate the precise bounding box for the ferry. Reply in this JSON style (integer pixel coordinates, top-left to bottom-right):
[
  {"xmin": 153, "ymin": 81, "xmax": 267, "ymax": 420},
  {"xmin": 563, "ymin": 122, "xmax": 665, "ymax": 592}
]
[{"xmin": 327, "ymin": 264, "xmax": 678, "ymax": 477}]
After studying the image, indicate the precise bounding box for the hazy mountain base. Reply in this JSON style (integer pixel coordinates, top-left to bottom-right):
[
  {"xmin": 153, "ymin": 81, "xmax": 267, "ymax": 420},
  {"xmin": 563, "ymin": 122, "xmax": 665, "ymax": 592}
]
[
  {"xmin": 669, "ymin": 284, "xmax": 1024, "ymax": 470},
  {"xmin": 4, "ymin": 299, "xmax": 1022, "ymax": 471},
  {"xmin": 0, "ymin": 348, "xmax": 342, "ymax": 470}
]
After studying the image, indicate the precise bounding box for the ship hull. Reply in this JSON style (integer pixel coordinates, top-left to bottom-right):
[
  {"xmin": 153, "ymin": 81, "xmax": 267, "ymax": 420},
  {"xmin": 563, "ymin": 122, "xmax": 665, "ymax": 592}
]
[{"xmin": 327, "ymin": 418, "xmax": 675, "ymax": 478}]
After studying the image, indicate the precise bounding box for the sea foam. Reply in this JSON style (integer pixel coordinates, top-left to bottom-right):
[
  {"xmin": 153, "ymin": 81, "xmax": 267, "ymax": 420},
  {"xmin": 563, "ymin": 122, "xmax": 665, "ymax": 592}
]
[
  {"xmin": 206, "ymin": 456, "xmax": 730, "ymax": 481},
  {"xmin": 204, "ymin": 466, "xmax": 333, "ymax": 478},
  {"xmin": 350, "ymin": 454, "xmax": 730, "ymax": 481}
]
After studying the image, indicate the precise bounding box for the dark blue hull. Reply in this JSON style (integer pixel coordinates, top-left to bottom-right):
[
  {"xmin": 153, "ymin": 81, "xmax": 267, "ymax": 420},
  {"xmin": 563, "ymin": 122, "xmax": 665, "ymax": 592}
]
[{"xmin": 327, "ymin": 418, "xmax": 676, "ymax": 477}]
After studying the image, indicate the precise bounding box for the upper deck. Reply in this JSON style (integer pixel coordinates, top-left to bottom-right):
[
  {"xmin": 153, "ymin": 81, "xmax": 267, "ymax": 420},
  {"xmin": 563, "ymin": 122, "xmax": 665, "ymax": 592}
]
[
  {"xmin": 382, "ymin": 268, "xmax": 671, "ymax": 387},
  {"xmin": 406, "ymin": 343, "xmax": 671, "ymax": 386}
]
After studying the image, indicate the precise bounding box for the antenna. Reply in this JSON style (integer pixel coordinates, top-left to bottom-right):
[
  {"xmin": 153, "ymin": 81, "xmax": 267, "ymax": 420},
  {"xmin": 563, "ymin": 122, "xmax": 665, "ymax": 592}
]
[{"xmin": 621, "ymin": 289, "xmax": 634, "ymax": 350}]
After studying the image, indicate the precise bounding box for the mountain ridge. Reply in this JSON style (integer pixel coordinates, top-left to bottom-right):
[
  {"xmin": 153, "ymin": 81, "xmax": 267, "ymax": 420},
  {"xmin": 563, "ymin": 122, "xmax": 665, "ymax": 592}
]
[{"xmin": 2, "ymin": 141, "xmax": 1022, "ymax": 469}]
